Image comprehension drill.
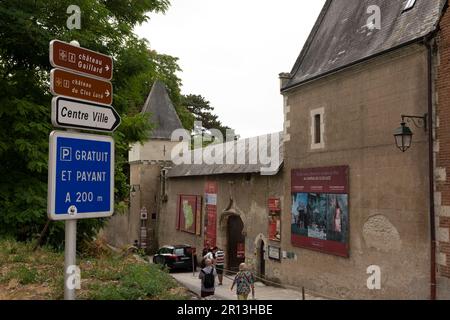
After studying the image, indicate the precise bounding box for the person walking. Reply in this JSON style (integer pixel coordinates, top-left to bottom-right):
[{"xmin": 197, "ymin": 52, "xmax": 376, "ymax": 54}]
[
  {"xmin": 230, "ymin": 263, "xmax": 255, "ymax": 300},
  {"xmin": 201, "ymin": 241, "xmax": 212, "ymax": 268},
  {"xmin": 202, "ymin": 241, "xmax": 211, "ymax": 257},
  {"xmin": 214, "ymin": 247, "xmax": 225, "ymax": 285},
  {"xmin": 204, "ymin": 248, "xmax": 215, "ymax": 262},
  {"xmin": 199, "ymin": 258, "xmax": 217, "ymax": 298}
]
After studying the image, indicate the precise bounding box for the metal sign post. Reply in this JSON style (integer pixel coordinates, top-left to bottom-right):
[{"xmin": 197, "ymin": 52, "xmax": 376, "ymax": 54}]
[
  {"xmin": 192, "ymin": 250, "xmax": 195, "ymax": 277},
  {"xmin": 47, "ymin": 39, "xmax": 117, "ymax": 300},
  {"xmin": 139, "ymin": 207, "xmax": 148, "ymax": 249},
  {"xmin": 64, "ymin": 218, "xmax": 77, "ymax": 300}
]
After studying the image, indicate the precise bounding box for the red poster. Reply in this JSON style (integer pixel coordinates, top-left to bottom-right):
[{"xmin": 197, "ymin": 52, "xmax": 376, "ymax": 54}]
[
  {"xmin": 268, "ymin": 214, "xmax": 281, "ymax": 241},
  {"xmin": 268, "ymin": 198, "xmax": 281, "ymax": 212},
  {"xmin": 204, "ymin": 182, "xmax": 218, "ymax": 247},
  {"xmin": 291, "ymin": 166, "xmax": 349, "ymax": 194},
  {"xmin": 291, "ymin": 166, "xmax": 349, "ymax": 257}
]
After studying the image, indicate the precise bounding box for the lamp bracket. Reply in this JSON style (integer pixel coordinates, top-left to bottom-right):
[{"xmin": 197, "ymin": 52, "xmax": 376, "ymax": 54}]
[{"xmin": 401, "ymin": 114, "xmax": 428, "ymax": 132}]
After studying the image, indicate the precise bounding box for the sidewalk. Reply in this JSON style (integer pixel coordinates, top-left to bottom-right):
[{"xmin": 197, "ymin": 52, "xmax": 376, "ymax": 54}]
[{"xmin": 170, "ymin": 271, "xmax": 325, "ymax": 300}]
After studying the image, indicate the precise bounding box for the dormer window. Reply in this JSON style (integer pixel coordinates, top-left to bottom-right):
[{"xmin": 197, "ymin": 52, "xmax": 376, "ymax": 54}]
[{"xmin": 403, "ymin": 0, "xmax": 416, "ymax": 12}]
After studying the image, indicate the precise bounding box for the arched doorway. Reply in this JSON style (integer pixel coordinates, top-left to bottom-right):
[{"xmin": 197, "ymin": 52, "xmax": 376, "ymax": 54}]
[
  {"xmin": 258, "ymin": 239, "xmax": 265, "ymax": 280},
  {"xmin": 227, "ymin": 215, "xmax": 245, "ymax": 272}
]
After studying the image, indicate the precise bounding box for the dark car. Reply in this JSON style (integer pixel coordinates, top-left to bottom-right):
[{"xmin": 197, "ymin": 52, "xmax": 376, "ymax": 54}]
[{"xmin": 153, "ymin": 245, "xmax": 197, "ymax": 271}]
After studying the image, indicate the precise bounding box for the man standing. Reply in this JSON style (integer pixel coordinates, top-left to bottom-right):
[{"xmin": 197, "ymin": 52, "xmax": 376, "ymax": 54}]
[
  {"xmin": 214, "ymin": 247, "xmax": 225, "ymax": 285},
  {"xmin": 202, "ymin": 241, "xmax": 211, "ymax": 257},
  {"xmin": 198, "ymin": 258, "xmax": 217, "ymax": 298}
]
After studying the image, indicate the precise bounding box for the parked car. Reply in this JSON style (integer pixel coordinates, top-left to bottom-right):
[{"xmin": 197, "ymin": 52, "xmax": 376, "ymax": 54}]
[{"xmin": 153, "ymin": 245, "xmax": 197, "ymax": 271}]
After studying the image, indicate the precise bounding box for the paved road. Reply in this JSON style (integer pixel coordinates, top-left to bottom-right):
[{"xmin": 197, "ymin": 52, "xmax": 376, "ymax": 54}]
[{"xmin": 170, "ymin": 270, "xmax": 324, "ymax": 300}]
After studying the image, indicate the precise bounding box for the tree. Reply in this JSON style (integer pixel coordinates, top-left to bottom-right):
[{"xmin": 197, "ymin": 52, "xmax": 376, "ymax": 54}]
[
  {"xmin": 0, "ymin": 0, "xmax": 179, "ymax": 248},
  {"xmin": 181, "ymin": 94, "xmax": 234, "ymax": 139}
]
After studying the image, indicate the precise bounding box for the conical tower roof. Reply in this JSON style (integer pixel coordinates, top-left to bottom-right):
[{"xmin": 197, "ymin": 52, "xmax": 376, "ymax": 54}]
[{"xmin": 142, "ymin": 81, "xmax": 183, "ymax": 140}]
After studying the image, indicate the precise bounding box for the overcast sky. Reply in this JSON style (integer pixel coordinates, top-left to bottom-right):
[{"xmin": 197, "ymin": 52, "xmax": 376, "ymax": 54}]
[{"xmin": 135, "ymin": 0, "xmax": 326, "ymax": 138}]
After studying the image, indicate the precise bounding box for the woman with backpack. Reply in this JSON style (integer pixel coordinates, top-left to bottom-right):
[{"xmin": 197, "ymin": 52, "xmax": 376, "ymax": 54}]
[
  {"xmin": 198, "ymin": 258, "xmax": 217, "ymax": 298},
  {"xmin": 230, "ymin": 263, "xmax": 255, "ymax": 300}
]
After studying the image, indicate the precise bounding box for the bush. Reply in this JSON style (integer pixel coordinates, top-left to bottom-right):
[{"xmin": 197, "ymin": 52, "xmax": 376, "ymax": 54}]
[
  {"xmin": 2, "ymin": 265, "xmax": 39, "ymax": 285},
  {"xmin": 0, "ymin": 239, "xmax": 189, "ymax": 300},
  {"xmin": 88, "ymin": 264, "xmax": 178, "ymax": 300}
]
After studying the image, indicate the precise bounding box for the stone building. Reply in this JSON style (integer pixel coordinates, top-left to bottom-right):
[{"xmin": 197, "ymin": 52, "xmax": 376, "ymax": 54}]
[
  {"xmin": 159, "ymin": 133, "xmax": 283, "ymax": 275},
  {"xmin": 103, "ymin": 80, "xmax": 183, "ymax": 252},
  {"xmin": 104, "ymin": 0, "xmax": 450, "ymax": 299},
  {"xmin": 278, "ymin": 0, "xmax": 448, "ymax": 299}
]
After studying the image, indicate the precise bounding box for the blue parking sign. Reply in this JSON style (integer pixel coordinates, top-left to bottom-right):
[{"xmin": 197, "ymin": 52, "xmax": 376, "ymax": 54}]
[{"xmin": 48, "ymin": 131, "xmax": 115, "ymax": 220}]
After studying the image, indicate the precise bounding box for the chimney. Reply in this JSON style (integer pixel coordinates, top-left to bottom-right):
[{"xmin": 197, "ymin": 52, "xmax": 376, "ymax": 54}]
[{"xmin": 279, "ymin": 72, "xmax": 291, "ymax": 90}]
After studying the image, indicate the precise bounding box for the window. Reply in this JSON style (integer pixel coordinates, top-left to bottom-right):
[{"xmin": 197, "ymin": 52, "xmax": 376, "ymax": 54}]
[
  {"xmin": 174, "ymin": 248, "xmax": 185, "ymax": 256},
  {"xmin": 159, "ymin": 247, "xmax": 173, "ymax": 255},
  {"xmin": 310, "ymin": 107, "xmax": 325, "ymax": 150},
  {"xmin": 314, "ymin": 114, "xmax": 321, "ymax": 144},
  {"xmin": 403, "ymin": 0, "xmax": 416, "ymax": 12}
]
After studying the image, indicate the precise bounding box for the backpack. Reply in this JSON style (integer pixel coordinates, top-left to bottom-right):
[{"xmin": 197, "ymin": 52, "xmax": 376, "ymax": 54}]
[{"xmin": 202, "ymin": 268, "xmax": 215, "ymax": 289}]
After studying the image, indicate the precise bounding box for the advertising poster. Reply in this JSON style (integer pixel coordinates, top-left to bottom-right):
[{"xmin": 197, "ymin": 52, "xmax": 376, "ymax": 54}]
[
  {"xmin": 177, "ymin": 195, "xmax": 198, "ymax": 234},
  {"xmin": 268, "ymin": 246, "xmax": 281, "ymax": 261},
  {"xmin": 291, "ymin": 166, "xmax": 349, "ymax": 257},
  {"xmin": 268, "ymin": 198, "xmax": 281, "ymax": 242},
  {"xmin": 204, "ymin": 181, "xmax": 218, "ymax": 247}
]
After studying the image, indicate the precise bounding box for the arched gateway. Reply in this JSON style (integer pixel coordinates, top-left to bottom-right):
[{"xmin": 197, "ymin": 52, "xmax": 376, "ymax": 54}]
[{"xmin": 226, "ymin": 215, "xmax": 245, "ymax": 272}]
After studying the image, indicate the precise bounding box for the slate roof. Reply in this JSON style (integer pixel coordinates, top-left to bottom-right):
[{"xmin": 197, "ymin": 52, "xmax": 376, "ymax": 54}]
[
  {"xmin": 142, "ymin": 81, "xmax": 183, "ymax": 140},
  {"xmin": 282, "ymin": 0, "xmax": 446, "ymax": 91},
  {"xmin": 167, "ymin": 132, "xmax": 284, "ymax": 177}
]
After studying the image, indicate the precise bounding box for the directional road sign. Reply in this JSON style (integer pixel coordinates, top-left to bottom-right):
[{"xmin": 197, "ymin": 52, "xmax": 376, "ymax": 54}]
[
  {"xmin": 47, "ymin": 131, "xmax": 115, "ymax": 221},
  {"xmin": 50, "ymin": 40, "xmax": 113, "ymax": 80},
  {"xmin": 51, "ymin": 69, "xmax": 113, "ymax": 105},
  {"xmin": 52, "ymin": 97, "xmax": 121, "ymax": 132}
]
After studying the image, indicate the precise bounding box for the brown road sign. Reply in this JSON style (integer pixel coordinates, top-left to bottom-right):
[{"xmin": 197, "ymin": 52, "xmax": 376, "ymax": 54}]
[
  {"xmin": 51, "ymin": 69, "xmax": 113, "ymax": 105},
  {"xmin": 50, "ymin": 40, "xmax": 113, "ymax": 80}
]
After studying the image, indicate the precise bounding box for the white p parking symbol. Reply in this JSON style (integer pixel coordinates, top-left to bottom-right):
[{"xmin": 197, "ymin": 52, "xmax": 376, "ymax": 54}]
[{"xmin": 60, "ymin": 147, "xmax": 72, "ymax": 161}]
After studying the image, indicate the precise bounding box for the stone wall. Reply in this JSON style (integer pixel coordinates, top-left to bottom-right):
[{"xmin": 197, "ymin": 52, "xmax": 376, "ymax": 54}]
[
  {"xmin": 282, "ymin": 44, "xmax": 430, "ymax": 299},
  {"xmin": 158, "ymin": 173, "xmax": 284, "ymax": 283}
]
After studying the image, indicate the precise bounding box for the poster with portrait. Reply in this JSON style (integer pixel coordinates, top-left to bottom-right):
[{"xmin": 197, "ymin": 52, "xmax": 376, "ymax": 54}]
[
  {"xmin": 177, "ymin": 195, "xmax": 201, "ymax": 234},
  {"xmin": 291, "ymin": 166, "xmax": 349, "ymax": 257}
]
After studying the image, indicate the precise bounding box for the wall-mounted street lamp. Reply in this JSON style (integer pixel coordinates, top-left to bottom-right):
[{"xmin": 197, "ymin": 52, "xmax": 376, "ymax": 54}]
[
  {"xmin": 130, "ymin": 185, "xmax": 140, "ymax": 197},
  {"xmin": 394, "ymin": 114, "xmax": 428, "ymax": 152}
]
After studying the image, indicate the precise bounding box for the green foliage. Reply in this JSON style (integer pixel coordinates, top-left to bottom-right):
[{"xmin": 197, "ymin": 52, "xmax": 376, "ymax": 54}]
[
  {"xmin": 0, "ymin": 239, "xmax": 188, "ymax": 300},
  {"xmin": 182, "ymin": 94, "xmax": 233, "ymax": 138},
  {"xmin": 87, "ymin": 263, "xmax": 182, "ymax": 300},
  {"xmin": 0, "ymin": 1, "xmax": 233, "ymax": 249},
  {"xmin": 0, "ymin": 0, "xmax": 173, "ymax": 247},
  {"xmin": 9, "ymin": 266, "xmax": 39, "ymax": 285}
]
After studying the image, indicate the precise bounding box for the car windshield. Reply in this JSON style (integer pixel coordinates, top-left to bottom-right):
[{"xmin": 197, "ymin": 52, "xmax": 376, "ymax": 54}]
[
  {"xmin": 174, "ymin": 248, "xmax": 185, "ymax": 256},
  {"xmin": 159, "ymin": 247, "xmax": 173, "ymax": 254}
]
